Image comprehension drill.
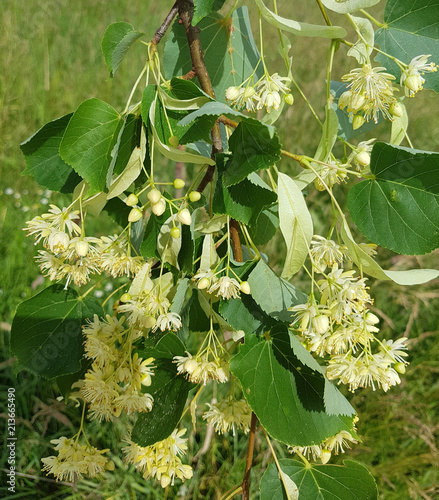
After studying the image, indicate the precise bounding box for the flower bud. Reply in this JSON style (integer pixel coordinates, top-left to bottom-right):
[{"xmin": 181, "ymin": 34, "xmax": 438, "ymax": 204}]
[
  {"xmin": 394, "ymin": 362, "xmax": 406, "ymax": 374},
  {"xmin": 197, "ymin": 277, "xmax": 210, "ymax": 290},
  {"xmin": 243, "ymin": 87, "xmax": 255, "ymax": 99},
  {"xmin": 225, "ymin": 86, "xmax": 240, "ymax": 101},
  {"xmin": 350, "ymin": 93, "xmax": 366, "ymax": 111},
  {"xmin": 75, "ymin": 240, "xmax": 89, "ymax": 257},
  {"xmin": 240, "ymin": 281, "xmax": 251, "ymax": 295},
  {"xmin": 355, "ymin": 151, "xmax": 370, "ymax": 167},
  {"xmin": 128, "ymin": 208, "xmax": 143, "ymax": 223},
  {"xmin": 125, "ymin": 193, "xmax": 138, "ymax": 207},
  {"xmin": 389, "ymin": 101, "xmax": 404, "ymax": 118},
  {"xmin": 177, "ymin": 208, "xmax": 191, "ymax": 226},
  {"xmin": 284, "ymin": 93, "xmax": 294, "ymax": 105},
  {"xmin": 320, "ymin": 448, "xmax": 331, "ymax": 465},
  {"xmin": 169, "ymin": 135, "xmax": 180, "ymax": 148},
  {"xmin": 338, "ymin": 91, "xmax": 351, "ymax": 110},
  {"xmin": 120, "ymin": 293, "xmax": 131, "ymax": 303},
  {"xmin": 173, "ymin": 178, "xmax": 185, "ymax": 189},
  {"xmin": 404, "ymin": 75, "xmax": 422, "ymax": 93},
  {"xmin": 143, "ymin": 316, "xmax": 156, "ymax": 329},
  {"xmin": 160, "ymin": 474, "xmax": 171, "ymax": 489},
  {"xmin": 147, "ymin": 188, "xmax": 162, "ymax": 205},
  {"xmin": 365, "ymin": 312, "xmax": 380, "ymax": 325},
  {"xmin": 151, "ymin": 199, "xmax": 166, "ymax": 216},
  {"xmin": 189, "ymin": 191, "xmax": 201, "ymax": 202},
  {"xmin": 312, "ymin": 315, "xmax": 330, "ymax": 334},
  {"xmin": 352, "ymin": 114, "xmax": 365, "ymax": 130},
  {"xmin": 232, "ymin": 330, "xmax": 245, "ymax": 342},
  {"xmin": 170, "ymin": 226, "xmax": 181, "ymax": 239}
]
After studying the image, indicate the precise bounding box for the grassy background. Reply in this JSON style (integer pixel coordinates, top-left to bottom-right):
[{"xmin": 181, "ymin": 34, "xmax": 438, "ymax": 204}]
[{"xmin": 1, "ymin": 0, "xmax": 438, "ymax": 498}]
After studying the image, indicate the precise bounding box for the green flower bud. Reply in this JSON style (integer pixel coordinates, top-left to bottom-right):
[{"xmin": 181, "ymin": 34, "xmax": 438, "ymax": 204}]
[
  {"xmin": 225, "ymin": 86, "xmax": 240, "ymax": 100},
  {"xmin": 169, "ymin": 135, "xmax": 180, "ymax": 148},
  {"xmin": 404, "ymin": 75, "xmax": 422, "ymax": 93},
  {"xmin": 389, "ymin": 102, "xmax": 404, "ymax": 118},
  {"xmin": 284, "ymin": 93, "xmax": 294, "ymax": 105},
  {"xmin": 170, "ymin": 226, "xmax": 181, "ymax": 239},
  {"xmin": 147, "ymin": 188, "xmax": 162, "ymax": 205},
  {"xmin": 197, "ymin": 277, "xmax": 210, "ymax": 290},
  {"xmin": 125, "ymin": 193, "xmax": 139, "ymax": 207},
  {"xmin": 320, "ymin": 448, "xmax": 331, "ymax": 465},
  {"xmin": 151, "ymin": 199, "xmax": 166, "ymax": 216},
  {"xmin": 243, "ymin": 87, "xmax": 256, "ymax": 99},
  {"xmin": 177, "ymin": 208, "xmax": 191, "ymax": 226},
  {"xmin": 120, "ymin": 293, "xmax": 131, "ymax": 303},
  {"xmin": 188, "ymin": 191, "xmax": 201, "ymax": 202},
  {"xmin": 352, "ymin": 114, "xmax": 365, "ymax": 130},
  {"xmin": 128, "ymin": 208, "xmax": 143, "ymax": 223},
  {"xmin": 240, "ymin": 281, "xmax": 251, "ymax": 295},
  {"xmin": 394, "ymin": 362, "xmax": 406, "ymax": 374},
  {"xmin": 355, "ymin": 151, "xmax": 371, "ymax": 167},
  {"xmin": 173, "ymin": 178, "xmax": 185, "ymax": 189}
]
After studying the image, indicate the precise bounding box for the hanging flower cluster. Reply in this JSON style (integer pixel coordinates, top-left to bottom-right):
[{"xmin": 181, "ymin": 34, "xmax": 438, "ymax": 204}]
[
  {"xmin": 123, "ymin": 429, "xmax": 193, "ymax": 488},
  {"xmin": 78, "ymin": 314, "xmax": 155, "ymax": 421},
  {"xmin": 42, "ymin": 436, "xmax": 114, "ymax": 482},
  {"xmin": 291, "ymin": 237, "xmax": 409, "ymax": 392},
  {"xmin": 226, "ymin": 73, "xmax": 294, "ymax": 113}
]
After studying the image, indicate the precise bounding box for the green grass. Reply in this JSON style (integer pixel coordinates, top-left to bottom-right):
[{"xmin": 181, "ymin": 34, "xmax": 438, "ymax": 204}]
[{"xmin": 1, "ymin": 1, "xmax": 439, "ymax": 499}]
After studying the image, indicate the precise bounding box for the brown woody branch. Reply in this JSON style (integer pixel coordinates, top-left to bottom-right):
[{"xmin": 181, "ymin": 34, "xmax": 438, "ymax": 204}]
[
  {"xmin": 151, "ymin": 1, "xmax": 179, "ymax": 47},
  {"xmin": 177, "ymin": 0, "xmax": 222, "ymax": 193},
  {"xmin": 241, "ymin": 412, "xmax": 258, "ymax": 499}
]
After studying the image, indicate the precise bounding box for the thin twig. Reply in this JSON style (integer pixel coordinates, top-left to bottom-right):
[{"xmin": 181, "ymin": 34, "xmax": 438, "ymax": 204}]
[
  {"xmin": 151, "ymin": 1, "xmax": 179, "ymax": 47},
  {"xmin": 177, "ymin": 0, "xmax": 222, "ymax": 192},
  {"xmin": 241, "ymin": 412, "xmax": 258, "ymax": 499}
]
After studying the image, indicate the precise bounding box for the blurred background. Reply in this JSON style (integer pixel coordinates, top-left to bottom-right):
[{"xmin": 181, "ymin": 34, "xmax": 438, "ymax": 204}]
[{"xmin": 1, "ymin": 0, "xmax": 438, "ymax": 498}]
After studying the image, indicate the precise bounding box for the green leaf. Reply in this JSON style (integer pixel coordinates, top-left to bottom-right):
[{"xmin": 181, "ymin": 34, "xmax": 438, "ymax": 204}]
[
  {"xmin": 149, "ymin": 97, "xmax": 215, "ymax": 165},
  {"xmin": 140, "ymin": 331, "xmax": 185, "ymax": 360},
  {"xmin": 213, "ymin": 155, "xmax": 277, "ymax": 224},
  {"xmin": 59, "ymin": 98, "xmax": 123, "ymax": 194},
  {"xmin": 56, "ymin": 358, "xmax": 91, "ymax": 400},
  {"xmin": 157, "ymin": 217, "xmax": 182, "ymax": 269},
  {"xmin": 131, "ymin": 356, "xmax": 190, "ymax": 447},
  {"xmin": 230, "ymin": 332, "xmax": 355, "ymax": 446},
  {"xmin": 154, "ymin": 92, "xmax": 216, "ymax": 146},
  {"xmin": 256, "ymin": 0, "xmax": 346, "ymax": 38},
  {"xmin": 20, "ymin": 114, "xmax": 81, "ymax": 193},
  {"xmin": 103, "ymin": 197, "xmax": 131, "ymax": 227},
  {"xmin": 170, "ymin": 279, "xmax": 190, "ymax": 314},
  {"xmin": 223, "ymin": 119, "xmax": 282, "ymax": 187},
  {"xmin": 164, "ymin": 7, "xmax": 263, "ymax": 103},
  {"xmin": 390, "ymin": 101, "xmax": 408, "ymax": 146},
  {"xmin": 112, "ymin": 114, "xmax": 143, "ymax": 176},
  {"xmin": 101, "ymin": 22, "xmax": 145, "ymax": 77},
  {"xmin": 178, "ymin": 101, "xmax": 246, "ymax": 127},
  {"xmin": 260, "ymin": 459, "xmax": 378, "ymax": 500},
  {"xmin": 347, "ymin": 16, "xmax": 374, "ymax": 64},
  {"xmin": 348, "ymin": 142, "xmax": 439, "ymax": 255},
  {"xmin": 248, "ymin": 260, "xmax": 307, "ymax": 323},
  {"xmin": 140, "ymin": 204, "xmax": 172, "ymax": 259},
  {"xmin": 277, "ymin": 172, "xmax": 313, "ymax": 279},
  {"xmin": 340, "ymin": 217, "xmax": 439, "ymax": 284},
  {"xmin": 219, "ymin": 295, "xmax": 271, "ymax": 336},
  {"xmin": 321, "ymin": 0, "xmax": 380, "ymax": 14},
  {"xmin": 188, "ymin": 290, "xmax": 211, "ymax": 332},
  {"xmin": 10, "ymin": 285, "xmax": 102, "ymax": 379},
  {"xmin": 193, "ymin": 0, "xmax": 216, "ymax": 25},
  {"xmin": 375, "ymin": 0, "xmax": 439, "ymax": 92},
  {"xmin": 248, "ymin": 205, "xmax": 279, "ymax": 245},
  {"xmin": 107, "ymin": 126, "xmax": 146, "ymax": 199}
]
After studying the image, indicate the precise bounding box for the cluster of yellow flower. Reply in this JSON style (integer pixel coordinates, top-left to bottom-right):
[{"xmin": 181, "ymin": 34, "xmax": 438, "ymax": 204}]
[
  {"xmin": 291, "ymin": 237, "xmax": 409, "ymax": 392},
  {"xmin": 78, "ymin": 314, "xmax": 156, "ymax": 421},
  {"xmin": 123, "ymin": 429, "xmax": 193, "ymax": 488}
]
